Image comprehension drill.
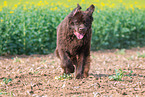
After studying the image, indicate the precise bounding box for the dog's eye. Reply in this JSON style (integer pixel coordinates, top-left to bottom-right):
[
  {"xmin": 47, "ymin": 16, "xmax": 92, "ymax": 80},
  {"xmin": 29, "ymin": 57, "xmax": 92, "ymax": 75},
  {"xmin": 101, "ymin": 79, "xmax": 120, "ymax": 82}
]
[
  {"xmin": 83, "ymin": 21, "xmax": 87, "ymax": 26},
  {"xmin": 71, "ymin": 22, "xmax": 74, "ymax": 25}
]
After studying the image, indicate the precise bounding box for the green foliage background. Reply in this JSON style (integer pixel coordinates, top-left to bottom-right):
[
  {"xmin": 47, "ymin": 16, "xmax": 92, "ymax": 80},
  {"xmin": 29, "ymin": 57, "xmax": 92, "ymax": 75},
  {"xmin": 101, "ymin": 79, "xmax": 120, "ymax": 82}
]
[
  {"xmin": 91, "ymin": 7, "xmax": 145, "ymax": 50},
  {"xmin": 0, "ymin": 3, "xmax": 145, "ymax": 55}
]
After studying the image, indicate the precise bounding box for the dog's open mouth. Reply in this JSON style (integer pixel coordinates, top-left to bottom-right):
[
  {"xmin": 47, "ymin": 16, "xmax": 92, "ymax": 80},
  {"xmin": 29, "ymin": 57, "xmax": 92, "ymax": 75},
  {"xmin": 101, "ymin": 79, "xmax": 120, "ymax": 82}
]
[{"xmin": 74, "ymin": 30, "xmax": 84, "ymax": 39}]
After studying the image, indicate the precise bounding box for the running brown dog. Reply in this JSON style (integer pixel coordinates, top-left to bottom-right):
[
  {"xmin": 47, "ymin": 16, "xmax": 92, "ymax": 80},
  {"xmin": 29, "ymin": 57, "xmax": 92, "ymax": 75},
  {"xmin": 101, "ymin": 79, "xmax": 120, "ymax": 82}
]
[{"xmin": 55, "ymin": 4, "xmax": 95, "ymax": 79}]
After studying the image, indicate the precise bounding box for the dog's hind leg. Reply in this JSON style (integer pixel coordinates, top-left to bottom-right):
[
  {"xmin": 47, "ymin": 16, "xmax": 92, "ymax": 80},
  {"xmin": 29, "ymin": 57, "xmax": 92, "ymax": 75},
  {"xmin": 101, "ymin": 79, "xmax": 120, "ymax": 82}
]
[{"xmin": 55, "ymin": 48, "xmax": 60, "ymax": 59}]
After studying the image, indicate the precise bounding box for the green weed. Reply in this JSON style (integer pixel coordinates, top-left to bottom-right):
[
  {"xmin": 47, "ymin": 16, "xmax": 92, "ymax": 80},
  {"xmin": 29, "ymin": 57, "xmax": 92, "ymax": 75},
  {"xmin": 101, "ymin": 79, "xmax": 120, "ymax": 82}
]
[
  {"xmin": 0, "ymin": 92, "xmax": 8, "ymax": 95},
  {"xmin": 34, "ymin": 71, "xmax": 39, "ymax": 74},
  {"xmin": 109, "ymin": 69, "xmax": 126, "ymax": 81},
  {"xmin": 109, "ymin": 69, "xmax": 133, "ymax": 81},
  {"xmin": 137, "ymin": 52, "xmax": 145, "ymax": 58},
  {"xmin": 127, "ymin": 55, "xmax": 134, "ymax": 60},
  {"xmin": 125, "ymin": 70, "xmax": 133, "ymax": 79},
  {"xmin": 3, "ymin": 78, "xmax": 12, "ymax": 84},
  {"xmin": 13, "ymin": 56, "xmax": 21, "ymax": 63},
  {"xmin": 55, "ymin": 73, "xmax": 72, "ymax": 80},
  {"xmin": 115, "ymin": 49, "xmax": 126, "ymax": 55},
  {"xmin": 0, "ymin": 90, "xmax": 13, "ymax": 96}
]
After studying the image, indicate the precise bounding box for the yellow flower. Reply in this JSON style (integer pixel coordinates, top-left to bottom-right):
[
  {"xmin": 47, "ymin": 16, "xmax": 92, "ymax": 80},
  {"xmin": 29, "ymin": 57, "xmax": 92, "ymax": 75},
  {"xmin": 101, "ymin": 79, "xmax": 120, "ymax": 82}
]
[
  {"xmin": 70, "ymin": 8, "xmax": 73, "ymax": 11},
  {"xmin": 64, "ymin": 5, "xmax": 69, "ymax": 8},
  {"xmin": 134, "ymin": 2, "xmax": 138, "ymax": 4},
  {"xmin": 130, "ymin": 5, "xmax": 133, "ymax": 8},
  {"xmin": 31, "ymin": 2, "xmax": 34, "ymax": 4},
  {"xmin": 18, "ymin": 2, "xmax": 21, "ymax": 5},
  {"xmin": 1, "ymin": 19, "xmax": 3, "ymax": 22},
  {"xmin": 81, "ymin": 0, "xmax": 85, "ymax": 2},
  {"xmin": 51, "ymin": 3, "xmax": 54, "ymax": 6},
  {"xmin": 51, "ymin": 7, "xmax": 58, "ymax": 11},
  {"xmin": 41, "ymin": 3, "xmax": 44, "ymax": 6},
  {"xmin": 94, "ymin": 4, "xmax": 97, "ymax": 6},
  {"xmin": 39, "ymin": 1, "xmax": 42, "ymax": 3},
  {"xmin": 101, "ymin": 2, "xmax": 105, "ymax": 7},
  {"xmin": 109, "ymin": 3, "xmax": 115, "ymax": 8},
  {"xmin": 23, "ymin": 7, "xmax": 26, "ymax": 10},
  {"xmin": 10, "ymin": 11, "xmax": 14, "ymax": 13},
  {"xmin": 120, "ymin": 0, "xmax": 122, "ymax": 3},
  {"xmin": 44, "ymin": 1, "xmax": 48, "ymax": 5},
  {"xmin": 57, "ymin": 1, "xmax": 62, "ymax": 5},
  {"xmin": 0, "ymin": 7, "xmax": 2, "ymax": 11},
  {"xmin": 4, "ymin": 1, "xmax": 7, "ymax": 7},
  {"xmin": 14, "ymin": 4, "xmax": 17, "ymax": 8},
  {"xmin": 97, "ymin": 10, "xmax": 99, "ymax": 13},
  {"xmin": 130, "ymin": 5, "xmax": 134, "ymax": 11},
  {"xmin": 136, "ymin": 5, "xmax": 141, "ymax": 9},
  {"xmin": 68, "ymin": 0, "xmax": 71, "ymax": 2},
  {"xmin": 96, "ymin": 0, "xmax": 99, "ymax": 2},
  {"xmin": 130, "ymin": 5, "xmax": 134, "ymax": 9},
  {"xmin": 37, "ymin": 1, "xmax": 44, "ymax": 6},
  {"xmin": 37, "ymin": 3, "xmax": 41, "ymax": 6},
  {"xmin": 25, "ymin": 2, "xmax": 29, "ymax": 4},
  {"xmin": 54, "ymin": 7, "xmax": 57, "ymax": 10},
  {"xmin": 107, "ymin": 0, "xmax": 110, "ymax": 3},
  {"xmin": 23, "ymin": 5, "xmax": 26, "ymax": 10}
]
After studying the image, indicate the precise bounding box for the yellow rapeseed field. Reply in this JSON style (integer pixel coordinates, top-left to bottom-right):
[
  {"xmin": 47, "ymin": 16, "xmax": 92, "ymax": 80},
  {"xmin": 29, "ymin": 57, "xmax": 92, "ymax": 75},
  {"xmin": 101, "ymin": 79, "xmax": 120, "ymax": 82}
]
[{"xmin": 0, "ymin": 0, "xmax": 145, "ymax": 11}]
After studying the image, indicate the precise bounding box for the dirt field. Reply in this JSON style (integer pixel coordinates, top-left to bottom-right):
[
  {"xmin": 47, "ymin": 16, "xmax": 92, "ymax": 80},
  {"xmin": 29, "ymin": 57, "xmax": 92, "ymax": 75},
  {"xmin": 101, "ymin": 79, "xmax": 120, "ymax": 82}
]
[{"xmin": 0, "ymin": 47, "xmax": 145, "ymax": 97}]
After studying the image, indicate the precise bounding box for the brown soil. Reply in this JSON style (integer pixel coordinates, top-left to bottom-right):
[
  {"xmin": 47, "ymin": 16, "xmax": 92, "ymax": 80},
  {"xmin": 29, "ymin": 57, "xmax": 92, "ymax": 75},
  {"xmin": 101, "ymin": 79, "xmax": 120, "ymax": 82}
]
[{"xmin": 0, "ymin": 47, "xmax": 145, "ymax": 97}]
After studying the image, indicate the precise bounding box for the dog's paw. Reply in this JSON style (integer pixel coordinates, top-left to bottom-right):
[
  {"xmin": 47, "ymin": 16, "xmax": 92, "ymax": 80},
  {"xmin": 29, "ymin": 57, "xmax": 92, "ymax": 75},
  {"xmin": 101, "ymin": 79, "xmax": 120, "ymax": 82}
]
[
  {"xmin": 76, "ymin": 73, "xmax": 83, "ymax": 79},
  {"xmin": 68, "ymin": 66, "xmax": 75, "ymax": 73}
]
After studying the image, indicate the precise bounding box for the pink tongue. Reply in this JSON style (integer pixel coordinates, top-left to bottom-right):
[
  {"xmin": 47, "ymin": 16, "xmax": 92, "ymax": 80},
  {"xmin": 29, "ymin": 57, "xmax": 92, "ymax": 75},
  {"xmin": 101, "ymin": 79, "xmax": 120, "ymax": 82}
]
[{"xmin": 74, "ymin": 32, "xmax": 84, "ymax": 39}]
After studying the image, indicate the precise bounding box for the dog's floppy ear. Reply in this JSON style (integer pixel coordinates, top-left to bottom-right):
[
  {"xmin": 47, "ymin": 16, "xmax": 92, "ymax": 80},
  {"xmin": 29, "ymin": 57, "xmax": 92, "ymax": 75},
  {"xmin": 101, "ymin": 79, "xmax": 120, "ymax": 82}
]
[
  {"xmin": 86, "ymin": 4, "xmax": 95, "ymax": 15},
  {"xmin": 69, "ymin": 4, "xmax": 82, "ymax": 18}
]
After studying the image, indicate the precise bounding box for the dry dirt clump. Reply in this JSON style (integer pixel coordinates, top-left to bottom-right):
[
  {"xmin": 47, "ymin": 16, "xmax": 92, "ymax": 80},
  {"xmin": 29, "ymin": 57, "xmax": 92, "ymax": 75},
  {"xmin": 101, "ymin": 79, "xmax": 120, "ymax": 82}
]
[{"xmin": 0, "ymin": 47, "xmax": 145, "ymax": 97}]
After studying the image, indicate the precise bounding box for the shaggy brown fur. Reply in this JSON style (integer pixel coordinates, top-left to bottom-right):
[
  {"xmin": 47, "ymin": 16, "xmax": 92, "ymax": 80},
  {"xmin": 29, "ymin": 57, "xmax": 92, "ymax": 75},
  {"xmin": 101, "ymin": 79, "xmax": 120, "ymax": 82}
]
[{"xmin": 55, "ymin": 4, "xmax": 95, "ymax": 79}]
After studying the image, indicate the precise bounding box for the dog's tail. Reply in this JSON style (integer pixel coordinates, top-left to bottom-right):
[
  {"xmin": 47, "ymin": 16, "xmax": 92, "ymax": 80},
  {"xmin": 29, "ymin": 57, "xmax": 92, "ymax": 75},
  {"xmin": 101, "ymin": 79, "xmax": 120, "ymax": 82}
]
[{"xmin": 55, "ymin": 48, "xmax": 60, "ymax": 59}]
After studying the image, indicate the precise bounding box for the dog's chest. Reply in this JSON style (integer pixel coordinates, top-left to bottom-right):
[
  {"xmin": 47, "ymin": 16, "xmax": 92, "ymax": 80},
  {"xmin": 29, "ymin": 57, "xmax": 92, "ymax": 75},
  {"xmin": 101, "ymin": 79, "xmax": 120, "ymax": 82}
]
[
  {"xmin": 67, "ymin": 36, "xmax": 83, "ymax": 48},
  {"xmin": 64, "ymin": 35, "xmax": 86, "ymax": 54}
]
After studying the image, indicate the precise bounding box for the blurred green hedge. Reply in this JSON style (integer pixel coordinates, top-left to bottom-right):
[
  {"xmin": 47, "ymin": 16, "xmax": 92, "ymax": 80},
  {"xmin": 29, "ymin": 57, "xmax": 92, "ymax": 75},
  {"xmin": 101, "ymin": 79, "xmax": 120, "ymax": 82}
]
[
  {"xmin": 0, "ymin": 5, "xmax": 145, "ymax": 55},
  {"xmin": 91, "ymin": 7, "xmax": 145, "ymax": 50}
]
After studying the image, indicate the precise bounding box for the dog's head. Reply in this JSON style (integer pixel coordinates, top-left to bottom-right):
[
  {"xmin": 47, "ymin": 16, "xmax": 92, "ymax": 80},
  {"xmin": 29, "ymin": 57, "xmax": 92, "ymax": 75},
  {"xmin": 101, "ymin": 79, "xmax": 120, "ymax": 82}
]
[{"xmin": 68, "ymin": 4, "xmax": 95, "ymax": 39}]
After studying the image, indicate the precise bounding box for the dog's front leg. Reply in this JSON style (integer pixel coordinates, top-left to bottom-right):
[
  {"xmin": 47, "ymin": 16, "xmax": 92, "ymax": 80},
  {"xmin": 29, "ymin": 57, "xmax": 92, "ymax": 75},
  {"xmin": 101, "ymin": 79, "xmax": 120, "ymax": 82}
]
[
  {"xmin": 75, "ymin": 50, "xmax": 90, "ymax": 79},
  {"xmin": 75, "ymin": 52, "xmax": 85, "ymax": 79},
  {"xmin": 59, "ymin": 50, "xmax": 75, "ymax": 74}
]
